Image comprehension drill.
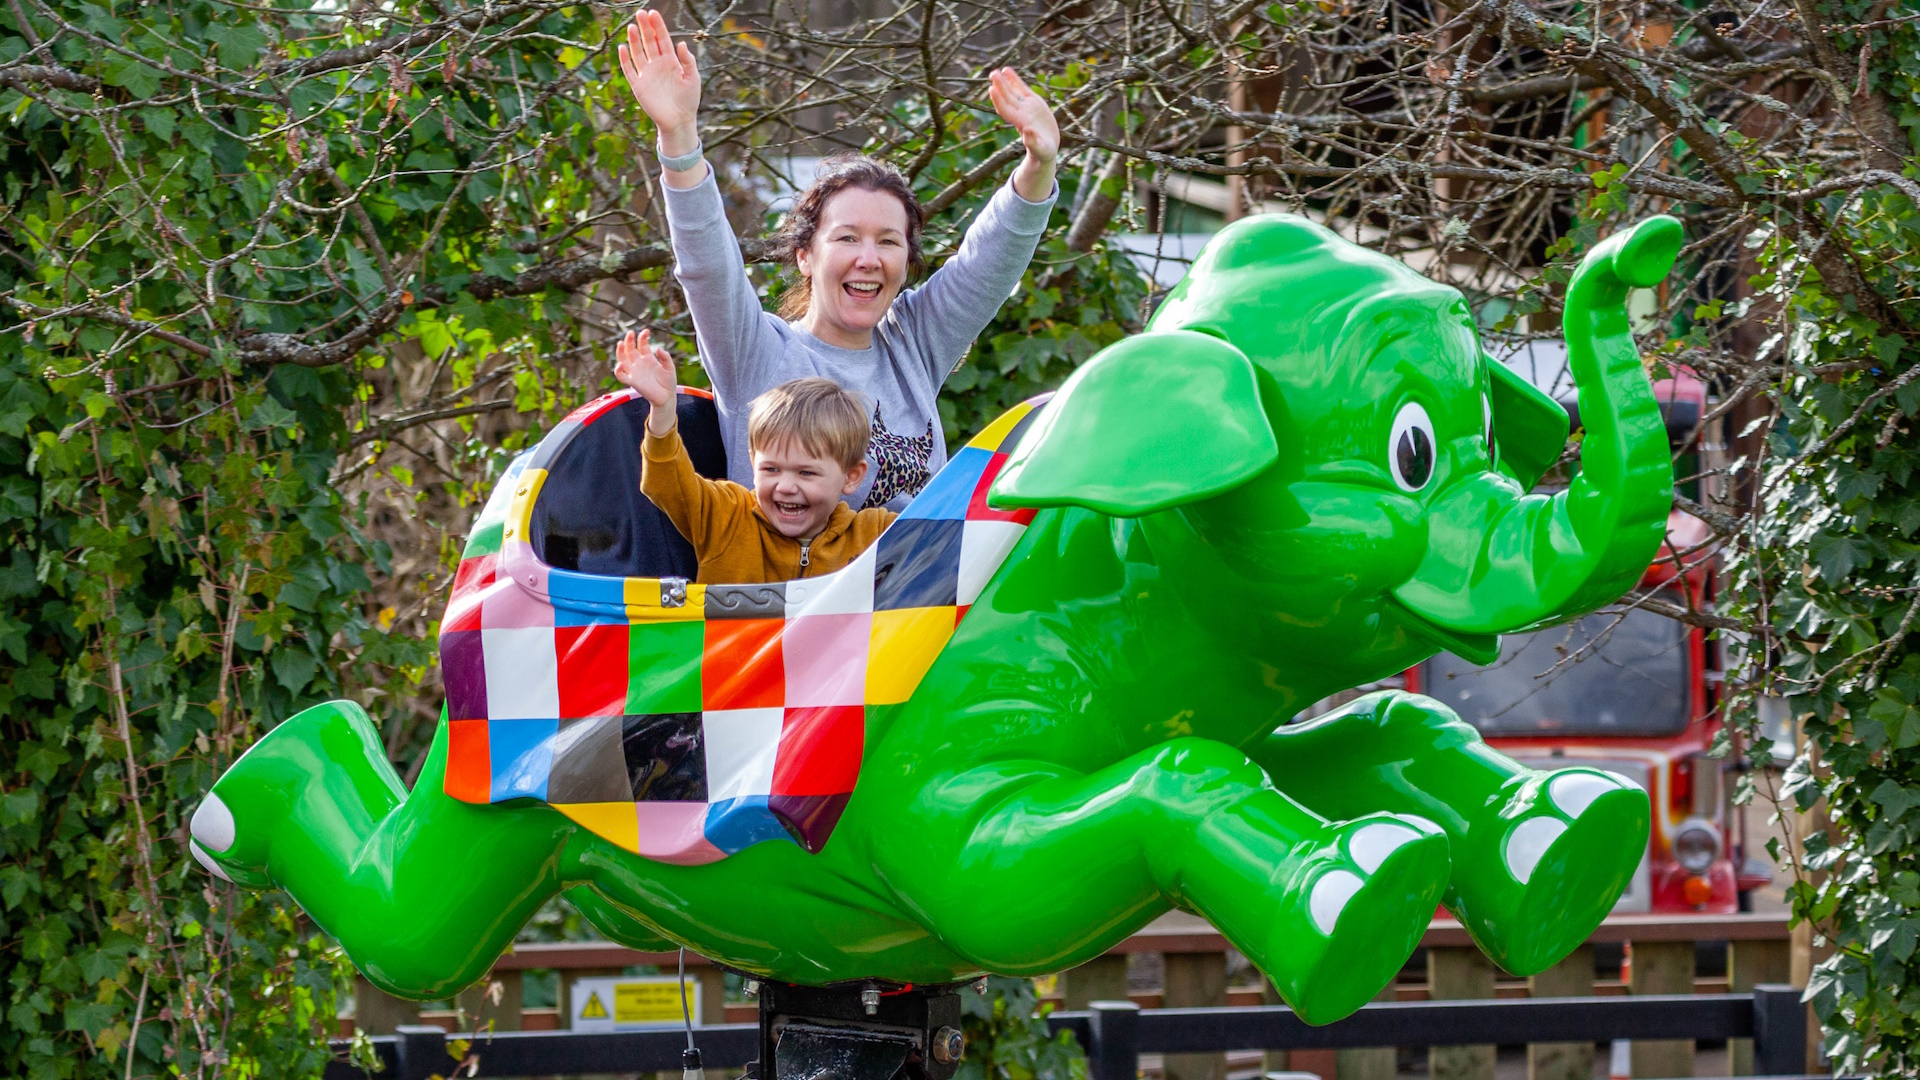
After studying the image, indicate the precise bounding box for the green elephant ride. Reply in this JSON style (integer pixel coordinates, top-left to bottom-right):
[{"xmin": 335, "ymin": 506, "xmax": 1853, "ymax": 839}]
[{"xmin": 189, "ymin": 214, "xmax": 1682, "ymax": 1026}]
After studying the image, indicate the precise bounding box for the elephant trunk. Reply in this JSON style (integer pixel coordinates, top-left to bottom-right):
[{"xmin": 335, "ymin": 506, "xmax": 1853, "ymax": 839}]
[{"xmin": 1392, "ymin": 216, "xmax": 1680, "ymax": 636}]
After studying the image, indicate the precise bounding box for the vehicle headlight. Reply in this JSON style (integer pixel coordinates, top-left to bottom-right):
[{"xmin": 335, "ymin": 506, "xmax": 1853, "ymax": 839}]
[{"xmin": 1673, "ymin": 819, "xmax": 1720, "ymax": 874}]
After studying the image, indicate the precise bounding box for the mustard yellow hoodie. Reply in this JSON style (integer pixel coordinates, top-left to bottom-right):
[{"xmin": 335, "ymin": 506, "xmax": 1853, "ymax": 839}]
[{"xmin": 641, "ymin": 427, "xmax": 895, "ymax": 585}]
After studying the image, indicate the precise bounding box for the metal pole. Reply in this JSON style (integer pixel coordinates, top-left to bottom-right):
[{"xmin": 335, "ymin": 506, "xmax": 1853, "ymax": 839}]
[
  {"xmin": 392, "ymin": 1024, "xmax": 450, "ymax": 1080},
  {"xmin": 1087, "ymin": 1000, "xmax": 1141, "ymax": 1080},
  {"xmin": 1751, "ymin": 984, "xmax": 1807, "ymax": 1077}
]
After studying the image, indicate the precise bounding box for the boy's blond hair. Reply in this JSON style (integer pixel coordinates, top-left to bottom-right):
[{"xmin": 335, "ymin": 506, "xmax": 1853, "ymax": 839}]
[{"xmin": 747, "ymin": 378, "xmax": 871, "ymax": 470}]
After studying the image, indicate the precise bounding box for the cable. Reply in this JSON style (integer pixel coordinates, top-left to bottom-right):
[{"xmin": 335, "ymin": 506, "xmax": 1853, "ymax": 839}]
[
  {"xmin": 678, "ymin": 946, "xmax": 696, "ymax": 1052},
  {"xmin": 679, "ymin": 947, "xmax": 703, "ymax": 1077}
]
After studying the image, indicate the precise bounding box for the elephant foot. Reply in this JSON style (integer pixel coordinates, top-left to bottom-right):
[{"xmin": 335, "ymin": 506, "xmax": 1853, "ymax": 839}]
[
  {"xmin": 1262, "ymin": 813, "xmax": 1450, "ymax": 1025},
  {"xmin": 189, "ymin": 700, "xmax": 403, "ymax": 890},
  {"xmin": 1446, "ymin": 769, "xmax": 1649, "ymax": 976}
]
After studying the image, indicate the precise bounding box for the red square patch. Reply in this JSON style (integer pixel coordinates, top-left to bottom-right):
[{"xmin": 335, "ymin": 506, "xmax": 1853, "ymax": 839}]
[
  {"xmin": 556, "ymin": 624, "xmax": 630, "ymax": 718},
  {"xmin": 445, "ymin": 719, "xmax": 492, "ymax": 803},
  {"xmin": 772, "ymin": 706, "xmax": 864, "ymax": 796},
  {"xmin": 967, "ymin": 453, "xmax": 1037, "ymax": 525},
  {"xmin": 451, "ymin": 554, "xmax": 498, "ymax": 596},
  {"xmin": 702, "ymin": 618, "xmax": 785, "ymax": 710}
]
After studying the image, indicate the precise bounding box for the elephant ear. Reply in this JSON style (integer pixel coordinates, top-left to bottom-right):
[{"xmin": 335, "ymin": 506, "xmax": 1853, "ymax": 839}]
[
  {"xmin": 990, "ymin": 330, "xmax": 1279, "ymax": 517},
  {"xmin": 1489, "ymin": 359, "xmax": 1571, "ymax": 491}
]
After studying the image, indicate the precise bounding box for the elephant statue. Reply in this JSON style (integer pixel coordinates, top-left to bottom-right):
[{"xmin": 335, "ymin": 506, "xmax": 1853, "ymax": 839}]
[{"xmin": 188, "ymin": 213, "xmax": 1680, "ymax": 1025}]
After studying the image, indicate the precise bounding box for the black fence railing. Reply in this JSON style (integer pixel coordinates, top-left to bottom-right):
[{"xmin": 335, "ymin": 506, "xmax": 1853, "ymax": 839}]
[{"xmin": 324, "ymin": 984, "xmax": 1809, "ymax": 1080}]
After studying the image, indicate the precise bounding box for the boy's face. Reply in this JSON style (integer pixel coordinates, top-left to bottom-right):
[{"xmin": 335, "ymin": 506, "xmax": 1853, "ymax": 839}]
[{"xmin": 752, "ymin": 439, "xmax": 868, "ymax": 539}]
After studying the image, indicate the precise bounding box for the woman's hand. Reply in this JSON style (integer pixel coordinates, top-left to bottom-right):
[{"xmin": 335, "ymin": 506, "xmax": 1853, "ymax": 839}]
[
  {"xmin": 613, "ymin": 329, "xmax": 681, "ymax": 436},
  {"xmin": 987, "ymin": 68, "xmax": 1060, "ymax": 203},
  {"xmin": 618, "ymin": 10, "xmax": 704, "ymax": 176}
]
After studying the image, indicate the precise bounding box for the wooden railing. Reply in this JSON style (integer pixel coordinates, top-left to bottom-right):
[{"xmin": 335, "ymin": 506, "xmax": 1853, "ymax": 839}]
[{"xmin": 348, "ymin": 912, "xmax": 1805, "ymax": 1080}]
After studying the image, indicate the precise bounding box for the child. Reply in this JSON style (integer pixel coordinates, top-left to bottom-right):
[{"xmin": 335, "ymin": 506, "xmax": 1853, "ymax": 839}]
[{"xmin": 613, "ymin": 329, "xmax": 896, "ymax": 584}]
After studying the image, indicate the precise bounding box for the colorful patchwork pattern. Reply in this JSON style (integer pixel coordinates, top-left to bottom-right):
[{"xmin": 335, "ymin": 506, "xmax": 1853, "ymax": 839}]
[{"xmin": 439, "ymin": 390, "xmax": 1047, "ymax": 865}]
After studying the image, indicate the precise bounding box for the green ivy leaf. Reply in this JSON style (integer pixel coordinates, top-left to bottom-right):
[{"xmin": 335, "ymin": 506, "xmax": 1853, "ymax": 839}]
[
  {"xmin": 243, "ymin": 397, "xmax": 299, "ymax": 431},
  {"xmin": 1811, "ymin": 533, "xmax": 1871, "ymax": 584},
  {"xmin": 100, "ymin": 55, "xmax": 162, "ymax": 99},
  {"xmin": 1871, "ymin": 779, "xmax": 1920, "ymax": 822},
  {"xmin": 269, "ymin": 646, "xmax": 318, "ymax": 693},
  {"xmin": 204, "ymin": 23, "xmax": 267, "ymax": 69}
]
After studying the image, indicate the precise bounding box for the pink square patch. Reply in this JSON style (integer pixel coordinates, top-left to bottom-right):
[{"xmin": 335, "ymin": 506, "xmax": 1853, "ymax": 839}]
[
  {"xmin": 781, "ymin": 613, "xmax": 872, "ymax": 708},
  {"xmin": 635, "ymin": 801, "xmax": 726, "ymax": 866},
  {"xmin": 480, "ymin": 579, "xmax": 557, "ymax": 629}
]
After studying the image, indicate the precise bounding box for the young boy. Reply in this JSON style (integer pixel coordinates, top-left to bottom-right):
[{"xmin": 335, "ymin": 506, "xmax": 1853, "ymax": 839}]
[{"xmin": 613, "ymin": 329, "xmax": 896, "ymax": 584}]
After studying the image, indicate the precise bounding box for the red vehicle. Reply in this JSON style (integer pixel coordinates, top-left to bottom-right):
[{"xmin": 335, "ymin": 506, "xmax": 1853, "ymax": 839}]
[{"xmin": 1405, "ymin": 370, "xmax": 1767, "ymax": 913}]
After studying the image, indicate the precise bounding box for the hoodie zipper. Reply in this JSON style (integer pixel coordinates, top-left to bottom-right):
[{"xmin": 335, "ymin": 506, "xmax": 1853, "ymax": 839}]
[{"xmin": 798, "ymin": 537, "xmax": 813, "ymax": 574}]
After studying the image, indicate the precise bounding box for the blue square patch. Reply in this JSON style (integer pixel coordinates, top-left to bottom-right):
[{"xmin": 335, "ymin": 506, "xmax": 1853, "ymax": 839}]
[{"xmin": 872, "ymin": 518, "xmax": 963, "ymax": 610}]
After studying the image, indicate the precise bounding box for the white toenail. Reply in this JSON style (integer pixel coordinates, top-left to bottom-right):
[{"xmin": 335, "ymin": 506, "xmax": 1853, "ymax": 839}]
[
  {"xmin": 1504, "ymin": 817, "xmax": 1568, "ymax": 884},
  {"xmin": 1309, "ymin": 869, "xmax": 1364, "ymax": 935},
  {"xmin": 1347, "ymin": 822, "xmax": 1419, "ymax": 874},
  {"xmin": 190, "ymin": 840, "xmax": 232, "ymax": 881},
  {"xmin": 191, "ymin": 793, "xmax": 235, "ymax": 853},
  {"xmin": 1548, "ymin": 773, "xmax": 1620, "ymax": 819}
]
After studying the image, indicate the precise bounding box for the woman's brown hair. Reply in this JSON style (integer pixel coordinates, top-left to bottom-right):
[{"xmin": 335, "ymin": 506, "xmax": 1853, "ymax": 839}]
[{"xmin": 773, "ymin": 154, "xmax": 926, "ymax": 320}]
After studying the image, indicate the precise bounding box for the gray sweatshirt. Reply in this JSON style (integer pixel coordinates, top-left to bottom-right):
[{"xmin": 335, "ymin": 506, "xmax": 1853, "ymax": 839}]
[{"xmin": 661, "ymin": 170, "xmax": 1057, "ymax": 511}]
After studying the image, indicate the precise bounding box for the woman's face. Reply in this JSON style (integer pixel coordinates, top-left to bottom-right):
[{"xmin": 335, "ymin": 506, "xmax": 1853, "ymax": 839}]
[{"xmin": 795, "ymin": 186, "xmax": 912, "ymax": 348}]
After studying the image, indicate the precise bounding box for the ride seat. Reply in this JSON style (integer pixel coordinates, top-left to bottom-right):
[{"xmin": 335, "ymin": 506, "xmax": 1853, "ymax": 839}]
[{"xmin": 529, "ymin": 390, "xmax": 728, "ymax": 580}]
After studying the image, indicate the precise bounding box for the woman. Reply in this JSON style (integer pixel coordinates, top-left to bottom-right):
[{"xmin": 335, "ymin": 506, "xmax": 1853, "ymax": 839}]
[{"xmin": 618, "ymin": 11, "xmax": 1060, "ymax": 510}]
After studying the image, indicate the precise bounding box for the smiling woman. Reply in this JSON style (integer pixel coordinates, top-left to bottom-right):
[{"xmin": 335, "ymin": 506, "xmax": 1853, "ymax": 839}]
[{"xmin": 616, "ymin": 10, "xmax": 1059, "ymax": 513}]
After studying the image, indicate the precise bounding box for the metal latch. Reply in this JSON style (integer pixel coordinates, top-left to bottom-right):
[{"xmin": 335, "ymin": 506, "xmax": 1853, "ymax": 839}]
[{"xmin": 661, "ymin": 577, "xmax": 689, "ymax": 607}]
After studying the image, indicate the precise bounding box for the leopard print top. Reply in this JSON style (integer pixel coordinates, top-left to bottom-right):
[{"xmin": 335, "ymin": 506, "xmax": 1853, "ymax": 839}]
[{"xmin": 863, "ymin": 406, "xmax": 936, "ymax": 510}]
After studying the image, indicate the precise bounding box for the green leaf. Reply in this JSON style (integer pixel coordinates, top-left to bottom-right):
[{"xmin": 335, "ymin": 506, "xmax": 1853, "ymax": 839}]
[
  {"xmin": 0, "ymin": 475, "xmax": 35, "ymax": 525},
  {"xmin": 1834, "ymin": 465, "xmax": 1882, "ymax": 503},
  {"xmin": 205, "ymin": 23, "xmax": 267, "ymax": 69},
  {"xmin": 244, "ymin": 397, "xmax": 299, "ymax": 431},
  {"xmin": 1898, "ymin": 372, "xmax": 1920, "ymax": 416},
  {"xmin": 1811, "ymin": 533, "xmax": 1870, "ymax": 584},
  {"xmin": 0, "ymin": 866, "xmax": 36, "ymax": 909},
  {"xmin": 61, "ymin": 1000, "xmax": 116, "ymax": 1036},
  {"xmin": 101, "ymin": 54, "xmax": 162, "ymax": 99},
  {"xmin": 140, "ymin": 106, "xmax": 175, "ymax": 143},
  {"xmin": 1870, "ymin": 779, "xmax": 1920, "ymax": 822},
  {"xmin": 270, "ymin": 646, "xmax": 318, "ymax": 693}
]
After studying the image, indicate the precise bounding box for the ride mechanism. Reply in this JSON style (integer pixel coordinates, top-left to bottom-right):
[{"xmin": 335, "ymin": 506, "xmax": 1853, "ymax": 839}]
[{"xmin": 186, "ymin": 215, "xmax": 1688, "ymax": 1080}]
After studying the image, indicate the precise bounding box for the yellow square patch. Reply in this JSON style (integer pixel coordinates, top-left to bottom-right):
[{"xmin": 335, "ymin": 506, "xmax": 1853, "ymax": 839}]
[
  {"xmin": 967, "ymin": 402, "xmax": 1033, "ymax": 452},
  {"xmin": 625, "ymin": 578, "xmax": 707, "ymax": 622},
  {"xmin": 865, "ymin": 606, "xmax": 957, "ymax": 704},
  {"xmin": 554, "ymin": 801, "xmax": 641, "ymax": 853}
]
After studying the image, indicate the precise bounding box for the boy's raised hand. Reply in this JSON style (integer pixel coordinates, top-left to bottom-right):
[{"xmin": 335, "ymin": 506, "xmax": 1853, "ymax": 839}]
[
  {"xmin": 613, "ymin": 329, "xmax": 680, "ymax": 436},
  {"xmin": 617, "ymin": 10, "xmax": 701, "ymax": 157}
]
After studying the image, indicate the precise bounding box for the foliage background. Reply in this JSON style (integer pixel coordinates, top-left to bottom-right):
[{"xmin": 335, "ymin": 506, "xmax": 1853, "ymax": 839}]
[
  {"xmin": 2, "ymin": 0, "xmax": 1917, "ymax": 1074},
  {"xmin": 0, "ymin": 2, "xmax": 1140, "ymax": 1076}
]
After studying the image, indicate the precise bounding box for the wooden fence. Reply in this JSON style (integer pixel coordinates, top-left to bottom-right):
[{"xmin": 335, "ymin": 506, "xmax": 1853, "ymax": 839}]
[{"xmin": 348, "ymin": 913, "xmax": 1805, "ymax": 1080}]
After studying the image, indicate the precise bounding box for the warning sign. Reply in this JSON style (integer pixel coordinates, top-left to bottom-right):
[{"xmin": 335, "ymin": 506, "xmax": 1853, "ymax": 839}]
[{"xmin": 570, "ymin": 976, "xmax": 700, "ymax": 1032}]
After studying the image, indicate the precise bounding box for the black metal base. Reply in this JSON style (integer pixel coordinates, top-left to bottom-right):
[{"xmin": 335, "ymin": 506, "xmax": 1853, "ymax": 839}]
[{"xmin": 752, "ymin": 981, "xmax": 967, "ymax": 1080}]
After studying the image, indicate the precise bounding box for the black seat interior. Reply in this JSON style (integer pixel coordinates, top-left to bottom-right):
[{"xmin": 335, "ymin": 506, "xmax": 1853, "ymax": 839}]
[{"xmin": 530, "ymin": 392, "xmax": 729, "ymax": 580}]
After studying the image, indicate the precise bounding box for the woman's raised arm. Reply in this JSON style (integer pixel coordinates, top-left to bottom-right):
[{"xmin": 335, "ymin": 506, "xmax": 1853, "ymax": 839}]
[
  {"xmin": 618, "ymin": 10, "xmax": 707, "ymax": 191},
  {"xmin": 614, "ymin": 12, "xmax": 781, "ymax": 409},
  {"xmin": 987, "ymin": 69, "xmax": 1060, "ymax": 204},
  {"xmin": 890, "ymin": 70, "xmax": 1060, "ymax": 381}
]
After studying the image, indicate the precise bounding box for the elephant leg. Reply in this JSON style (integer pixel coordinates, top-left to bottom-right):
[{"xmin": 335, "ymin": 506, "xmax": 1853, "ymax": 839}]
[
  {"xmin": 189, "ymin": 701, "xmax": 571, "ymax": 999},
  {"xmin": 878, "ymin": 737, "xmax": 1449, "ymax": 1025},
  {"xmin": 1251, "ymin": 690, "xmax": 1649, "ymax": 975}
]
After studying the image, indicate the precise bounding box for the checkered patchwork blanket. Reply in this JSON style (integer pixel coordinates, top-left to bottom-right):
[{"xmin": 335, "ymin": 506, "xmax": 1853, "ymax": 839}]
[{"xmin": 438, "ymin": 392, "xmax": 1047, "ymax": 864}]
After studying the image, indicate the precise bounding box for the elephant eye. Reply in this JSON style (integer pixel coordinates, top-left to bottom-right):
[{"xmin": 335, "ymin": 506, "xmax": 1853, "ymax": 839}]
[{"xmin": 1389, "ymin": 402, "xmax": 1436, "ymax": 492}]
